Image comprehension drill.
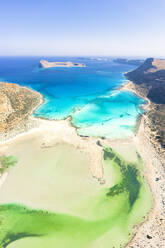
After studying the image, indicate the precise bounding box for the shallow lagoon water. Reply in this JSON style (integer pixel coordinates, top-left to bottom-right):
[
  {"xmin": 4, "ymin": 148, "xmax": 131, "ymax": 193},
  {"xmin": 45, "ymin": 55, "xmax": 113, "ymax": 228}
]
[{"xmin": 0, "ymin": 141, "xmax": 152, "ymax": 248}]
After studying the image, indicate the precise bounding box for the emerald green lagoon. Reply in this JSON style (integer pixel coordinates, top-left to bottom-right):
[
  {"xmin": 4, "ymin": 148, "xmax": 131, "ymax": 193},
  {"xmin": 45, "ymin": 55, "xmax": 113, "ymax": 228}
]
[{"xmin": 0, "ymin": 142, "xmax": 152, "ymax": 248}]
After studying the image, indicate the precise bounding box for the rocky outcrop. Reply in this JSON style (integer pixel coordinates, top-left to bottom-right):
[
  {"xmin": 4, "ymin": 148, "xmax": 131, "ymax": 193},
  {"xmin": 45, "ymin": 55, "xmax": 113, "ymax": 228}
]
[
  {"xmin": 39, "ymin": 60, "xmax": 86, "ymax": 68},
  {"xmin": 0, "ymin": 82, "xmax": 42, "ymax": 135},
  {"xmin": 125, "ymin": 58, "xmax": 165, "ymax": 104}
]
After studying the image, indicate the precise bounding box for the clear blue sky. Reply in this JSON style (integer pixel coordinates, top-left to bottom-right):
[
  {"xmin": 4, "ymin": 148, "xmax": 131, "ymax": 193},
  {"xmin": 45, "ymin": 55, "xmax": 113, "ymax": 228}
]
[{"xmin": 0, "ymin": 0, "xmax": 165, "ymax": 57}]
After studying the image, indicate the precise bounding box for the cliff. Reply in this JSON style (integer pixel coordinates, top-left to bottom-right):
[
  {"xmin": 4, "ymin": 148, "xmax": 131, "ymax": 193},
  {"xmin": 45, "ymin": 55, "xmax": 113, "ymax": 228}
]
[
  {"xmin": 39, "ymin": 60, "xmax": 86, "ymax": 68},
  {"xmin": 125, "ymin": 58, "xmax": 165, "ymax": 104},
  {"xmin": 0, "ymin": 82, "xmax": 42, "ymax": 134},
  {"xmin": 125, "ymin": 58, "xmax": 165, "ymax": 150}
]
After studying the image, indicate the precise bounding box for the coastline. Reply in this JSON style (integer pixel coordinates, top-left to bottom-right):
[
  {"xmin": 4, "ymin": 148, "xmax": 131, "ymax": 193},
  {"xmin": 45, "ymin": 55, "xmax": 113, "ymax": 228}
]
[
  {"xmin": 0, "ymin": 80, "xmax": 164, "ymax": 247},
  {"xmin": 119, "ymin": 80, "xmax": 151, "ymax": 110},
  {"xmin": 121, "ymin": 81, "xmax": 165, "ymax": 248},
  {"xmin": 127, "ymin": 111, "xmax": 165, "ymax": 248}
]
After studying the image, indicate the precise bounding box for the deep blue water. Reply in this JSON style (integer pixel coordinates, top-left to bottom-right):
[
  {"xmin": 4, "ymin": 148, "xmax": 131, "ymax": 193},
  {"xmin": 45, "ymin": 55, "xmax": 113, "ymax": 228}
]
[{"xmin": 0, "ymin": 56, "xmax": 145, "ymax": 138}]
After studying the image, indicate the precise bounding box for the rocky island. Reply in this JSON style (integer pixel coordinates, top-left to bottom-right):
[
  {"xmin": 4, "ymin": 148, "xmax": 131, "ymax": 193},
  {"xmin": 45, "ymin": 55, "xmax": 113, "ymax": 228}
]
[{"xmin": 39, "ymin": 60, "xmax": 86, "ymax": 68}]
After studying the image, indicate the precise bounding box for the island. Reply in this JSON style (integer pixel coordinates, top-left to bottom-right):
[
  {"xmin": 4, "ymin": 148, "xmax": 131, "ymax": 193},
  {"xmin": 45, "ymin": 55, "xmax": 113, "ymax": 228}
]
[
  {"xmin": 114, "ymin": 58, "xmax": 144, "ymax": 66},
  {"xmin": 39, "ymin": 60, "xmax": 86, "ymax": 68}
]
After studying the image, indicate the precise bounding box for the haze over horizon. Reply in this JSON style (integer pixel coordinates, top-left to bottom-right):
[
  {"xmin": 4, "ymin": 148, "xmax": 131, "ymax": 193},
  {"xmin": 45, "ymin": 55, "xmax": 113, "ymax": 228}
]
[{"xmin": 1, "ymin": 0, "xmax": 165, "ymax": 57}]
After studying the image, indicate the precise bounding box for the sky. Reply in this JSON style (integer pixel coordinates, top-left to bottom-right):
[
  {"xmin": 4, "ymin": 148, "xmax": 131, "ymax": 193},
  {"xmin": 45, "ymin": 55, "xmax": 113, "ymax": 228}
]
[{"xmin": 0, "ymin": 0, "xmax": 165, "ymax": 57}]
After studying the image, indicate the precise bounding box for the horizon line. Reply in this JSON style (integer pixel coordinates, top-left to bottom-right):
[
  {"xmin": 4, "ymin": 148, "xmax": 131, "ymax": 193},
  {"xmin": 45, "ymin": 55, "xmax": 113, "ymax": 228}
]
[{"xmin": 0, "ymin": 54, "xmax": 151, "ymax": 59}]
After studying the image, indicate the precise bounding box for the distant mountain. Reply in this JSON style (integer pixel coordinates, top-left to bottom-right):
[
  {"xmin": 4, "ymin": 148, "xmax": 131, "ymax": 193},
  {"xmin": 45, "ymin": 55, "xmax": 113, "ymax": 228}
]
[{"xmin": 114, "ymin": 58, "xmax": 144, "ymax": 66}]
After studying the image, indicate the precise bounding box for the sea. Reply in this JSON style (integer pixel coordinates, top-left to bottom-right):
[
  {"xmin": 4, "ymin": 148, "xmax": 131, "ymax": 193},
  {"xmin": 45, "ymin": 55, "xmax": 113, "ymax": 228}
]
[{"xmin": 0, "ymin": 56, "xmax": 145, "ymax": 138}]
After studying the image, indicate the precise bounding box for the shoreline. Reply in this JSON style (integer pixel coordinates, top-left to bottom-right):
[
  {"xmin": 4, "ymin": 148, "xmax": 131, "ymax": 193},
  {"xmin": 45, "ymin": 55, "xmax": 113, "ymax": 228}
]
[
  {"xmin": 127, "ymin": 114, "xmax": 165, "ymax": 248},
  {"xmin": 0, "ymin": 80, "xmax": 164, "ymax": 247},
  {"xmin": 121, "ymin": 81, "xmax": 165, "ymax": 248},
  {"xmin": 119, "ymin": 80, "xmax": 151, "ymax": 110}
]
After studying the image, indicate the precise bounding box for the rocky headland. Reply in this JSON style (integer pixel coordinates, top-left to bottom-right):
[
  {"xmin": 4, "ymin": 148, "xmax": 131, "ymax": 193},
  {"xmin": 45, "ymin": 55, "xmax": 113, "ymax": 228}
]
[{"xmin": 0, "ymin": 82, "xmax": 42, "ymax": 140}]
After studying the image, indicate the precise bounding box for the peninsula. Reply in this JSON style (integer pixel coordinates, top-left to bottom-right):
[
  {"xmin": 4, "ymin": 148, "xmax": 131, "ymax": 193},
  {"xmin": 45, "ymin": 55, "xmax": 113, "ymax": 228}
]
[
  {"xmin": 125, "ymin": 58, "xmax": 165, "ymax": 152},
  {"xmin": 39, "ymin": 60, "xmax": 86, "ymax": 68}
]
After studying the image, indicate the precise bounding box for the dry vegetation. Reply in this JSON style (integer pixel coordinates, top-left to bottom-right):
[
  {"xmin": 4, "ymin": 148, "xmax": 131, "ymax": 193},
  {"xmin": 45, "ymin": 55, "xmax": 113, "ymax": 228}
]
[{"xmin": 0, "ymin": 82, "xmax": 42, "ymax": 134}]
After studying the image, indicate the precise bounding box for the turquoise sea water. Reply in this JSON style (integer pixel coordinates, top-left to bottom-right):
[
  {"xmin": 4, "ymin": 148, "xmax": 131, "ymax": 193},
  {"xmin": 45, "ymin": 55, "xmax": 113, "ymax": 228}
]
[{"xmin": 0, "ymin": 56, "xmax": 145, "ymax": 138}]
